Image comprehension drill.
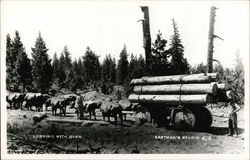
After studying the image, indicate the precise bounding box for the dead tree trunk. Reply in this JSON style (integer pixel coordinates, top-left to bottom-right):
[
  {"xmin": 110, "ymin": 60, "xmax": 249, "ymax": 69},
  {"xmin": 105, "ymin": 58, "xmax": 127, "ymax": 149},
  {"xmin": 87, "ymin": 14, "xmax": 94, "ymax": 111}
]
[
  {"xmin": 141, "ymin": 6, "xmax": 152, "ymax": 75},
  {"xmin": 207, "ymin": 6, "xmax": 217, "ymax": 73}
]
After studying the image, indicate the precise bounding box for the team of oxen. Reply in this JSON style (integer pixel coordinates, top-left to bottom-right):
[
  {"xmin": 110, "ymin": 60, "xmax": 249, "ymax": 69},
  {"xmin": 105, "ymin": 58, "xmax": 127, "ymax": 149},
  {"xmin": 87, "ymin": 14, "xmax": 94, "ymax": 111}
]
[{"xmin": 6, "ymin": 92, "xmax": 137, "ymax": 124}]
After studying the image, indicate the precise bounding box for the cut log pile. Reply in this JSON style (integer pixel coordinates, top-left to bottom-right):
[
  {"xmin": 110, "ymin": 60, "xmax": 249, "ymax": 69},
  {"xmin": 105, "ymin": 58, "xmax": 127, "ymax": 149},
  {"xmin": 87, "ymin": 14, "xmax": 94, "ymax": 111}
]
[{"xmin": 129, "ymin": 73, "xmax": 229, "ymax": 105}]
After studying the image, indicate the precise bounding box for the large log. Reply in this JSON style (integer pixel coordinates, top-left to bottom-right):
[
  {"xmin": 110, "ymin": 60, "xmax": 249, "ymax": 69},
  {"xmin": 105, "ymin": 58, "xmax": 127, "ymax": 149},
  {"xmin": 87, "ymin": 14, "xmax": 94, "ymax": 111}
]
[
  {"xmin": 33, "ymin": 112, "xmax": 47, "ymax": 123},
  {"xmin": 131, "ymin": 73, "xmax": 214, "ymax": 85},
  {"xmin": 133, "ymin": 83, "xmax": 218, "ymax": 96},
  {"xmin": 81, "ymin": 120, "xmax": 109, "ymax": 126},
  {"xmin": 46, "ymin": 119, "xmax": 84, "ymax": 124},
  {"xmin": 128, "ymin": 94, "xmax": 211, "ymax": 105}
]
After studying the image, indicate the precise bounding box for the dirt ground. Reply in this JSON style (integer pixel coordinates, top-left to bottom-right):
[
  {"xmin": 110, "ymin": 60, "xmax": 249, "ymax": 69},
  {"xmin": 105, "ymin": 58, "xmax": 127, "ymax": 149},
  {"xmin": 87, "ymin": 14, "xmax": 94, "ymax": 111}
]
[{"xmin": 6, "ymin": 104, "xmax": 245, "ymax": 154}]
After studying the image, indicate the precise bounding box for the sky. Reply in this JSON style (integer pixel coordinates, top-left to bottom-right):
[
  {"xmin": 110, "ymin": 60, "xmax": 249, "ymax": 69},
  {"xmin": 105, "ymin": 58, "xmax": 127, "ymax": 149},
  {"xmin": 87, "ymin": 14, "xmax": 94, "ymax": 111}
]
[{"xmin": 1, "ymin": 0, "xmax": 249, "ymax": 68}]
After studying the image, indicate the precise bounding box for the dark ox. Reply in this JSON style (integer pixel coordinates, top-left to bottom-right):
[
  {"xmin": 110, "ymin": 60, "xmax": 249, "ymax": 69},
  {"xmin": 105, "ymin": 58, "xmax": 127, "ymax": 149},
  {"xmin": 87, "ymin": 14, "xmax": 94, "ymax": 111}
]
[
  {"xmin": 45, "ymin": 96, "xmax": 73, "ymax": 116},
  {"xmin": 84, "ymin": 100, "xmax": 102, "ymax": 120},
  {"xmin": 23, "ymin": 93, "xmax": 50, "ymax": 111},
  {"xmin": 45, "ymin": 94, "xmax": 76, "ymax": 116},
  {"xmin": 100, "ymin": 98, "xmax": 123, "ymax": 124},
  {"xmin": 6, "ymin": 92, "xmax": 25, "ymax": 109}
]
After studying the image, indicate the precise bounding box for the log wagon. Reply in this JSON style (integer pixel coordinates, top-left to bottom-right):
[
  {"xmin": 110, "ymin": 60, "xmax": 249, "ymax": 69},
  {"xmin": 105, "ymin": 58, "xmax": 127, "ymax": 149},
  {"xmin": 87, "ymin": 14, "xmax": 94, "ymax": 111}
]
[{"xmin": 128, "ymin": 73, "xmax": 229, "ymax": 131}]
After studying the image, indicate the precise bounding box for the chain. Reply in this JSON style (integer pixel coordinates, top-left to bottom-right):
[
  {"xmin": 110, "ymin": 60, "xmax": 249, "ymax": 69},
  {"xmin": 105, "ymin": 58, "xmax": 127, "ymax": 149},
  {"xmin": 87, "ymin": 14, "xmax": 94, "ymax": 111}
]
[
  {"xmin": 138, "ymin": 77, "xmax": 147, "ymax": 103},
  {"xmin": 178, "ymin": 75, "xmax": 185, "ymax": 106}
]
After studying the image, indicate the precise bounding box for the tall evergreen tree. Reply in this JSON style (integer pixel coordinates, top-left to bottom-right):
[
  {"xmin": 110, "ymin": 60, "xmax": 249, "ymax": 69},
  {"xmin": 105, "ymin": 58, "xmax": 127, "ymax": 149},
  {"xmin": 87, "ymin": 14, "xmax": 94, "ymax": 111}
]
[
  {"xmin": 62, "ymin": 46, "xmax": 73, "ymax": 89},
  {"xmin": 58, "ymin": 53, "xmax": 67, "ymax": 88},
  {"xmin": 31, "ymin": 32, "xmax": 53, "ymax": 93},
  {"xmin": 231, "ymin": 50, "xmax": 244, "ymax": 104},
  {"xmin": 151, "ymin": 30, "xmax": 171, "ymax": 76},
  {"xmin": 63, "ymin": 46, "xmax": 72, "ymax": 70},
  {"xmin": 128, "ymin": 53, "xmax": 137, "ymax": 79},
  {"xmin": 71, "ymin": 58, "xmax": 85, "ymax": 90},
  {"xmin": 128, "ymin": 54, "xmax": 146, "ymax": 79},
  {"xmin": 51, "ymin": 53, "xmax": 60, "ymax": 90},
  {"xmin": 101, "ymin": 54, "xmax": 116, "ymax": 94},
  {"xmin": 111, "ymin": 57, "xmax": 116, "ymax": 83},
  {"xmin": 102, "ymin": 54, "xmax": 116, "ymax": 83},
  {"xmin": 137, "ymin": 54, "xmax": 146, "ymax": 77},
  {"xmin": 169, "ymin": 19, "xmax": 189, "ymax": 75},
  {"xmin": 6, "ymin": 34, "xmax": 14, "ymax": 91},
  {"xmin": 82, "ymin": 47, "xmax": 101, "ymax": 84},
  {"xmin": 117, "ymin": 45, "xmax": 129, "ymax": 84},
  {"xmin": 191, "ymin": 62, "xmax": 207, "ymax": 74},
  {"xmin": 52, "ymin": 53, "xmax": 60, "ymax": 79},
  {"xmin": 214, "ymin": 62, "xmax": 225, "ymax": 82},
  {"xmin": 16, "ymin": 48, "xmax": 32, "ymax": 92},
  {"xmin": 6, "ymin": 31, "xmax": 26, "ymax": 91},
  {"xmin": 72, "ymin": 58, "xmax": 84, "ymax": 76}
]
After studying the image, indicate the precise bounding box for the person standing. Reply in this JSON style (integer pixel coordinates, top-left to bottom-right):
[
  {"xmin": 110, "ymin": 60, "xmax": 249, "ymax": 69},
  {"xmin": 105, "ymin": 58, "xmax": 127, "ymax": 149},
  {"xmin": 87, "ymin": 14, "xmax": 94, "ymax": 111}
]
[{"xmin": 226, "ymin": 95, "xmax": 240, "ymax": 137}]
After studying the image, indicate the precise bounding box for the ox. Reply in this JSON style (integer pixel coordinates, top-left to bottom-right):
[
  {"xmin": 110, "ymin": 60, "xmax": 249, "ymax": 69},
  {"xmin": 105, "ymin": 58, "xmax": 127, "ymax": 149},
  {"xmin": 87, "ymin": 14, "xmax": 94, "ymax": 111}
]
[
  {"xmin": 6, "ymin": 92, "xmax": 25, "ymax": 109},
  {"xmin": 100, "ymin": 98, "xmax": 123, "ymax": 124}
]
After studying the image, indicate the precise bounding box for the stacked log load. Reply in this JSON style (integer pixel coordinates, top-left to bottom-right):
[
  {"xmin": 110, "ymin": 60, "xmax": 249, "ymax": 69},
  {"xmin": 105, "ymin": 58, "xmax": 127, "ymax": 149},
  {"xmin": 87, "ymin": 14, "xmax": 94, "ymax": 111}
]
[{"xmin": 128, "ymin": 73, "xmax": 228, "ymax": 105}]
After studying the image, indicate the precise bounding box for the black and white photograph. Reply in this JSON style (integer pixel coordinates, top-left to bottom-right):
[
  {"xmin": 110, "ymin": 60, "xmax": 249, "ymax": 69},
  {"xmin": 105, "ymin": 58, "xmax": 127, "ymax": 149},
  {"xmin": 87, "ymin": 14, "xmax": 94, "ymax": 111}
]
[{"xmin": 1, "ymin": 0, "xmax": 249, "ymax": 160}]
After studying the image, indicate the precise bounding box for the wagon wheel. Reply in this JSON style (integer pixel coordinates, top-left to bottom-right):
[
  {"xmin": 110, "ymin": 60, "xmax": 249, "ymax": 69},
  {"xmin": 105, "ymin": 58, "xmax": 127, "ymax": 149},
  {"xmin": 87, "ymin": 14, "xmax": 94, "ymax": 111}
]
[
  {"xmin": 174, "ymin": 108, "xmax": 196, "ymax": 131},
  {"xmin": 134, "ymin": 109, "xmax": 152, "ymax": 125}
]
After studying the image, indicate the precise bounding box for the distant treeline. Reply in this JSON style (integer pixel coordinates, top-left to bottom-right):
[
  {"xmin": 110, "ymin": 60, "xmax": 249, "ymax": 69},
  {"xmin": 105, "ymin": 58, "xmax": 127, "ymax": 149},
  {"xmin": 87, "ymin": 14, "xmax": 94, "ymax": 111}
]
[{"xmin": 6, "ymin": 19, "xmax": 244, "ymax": 104}]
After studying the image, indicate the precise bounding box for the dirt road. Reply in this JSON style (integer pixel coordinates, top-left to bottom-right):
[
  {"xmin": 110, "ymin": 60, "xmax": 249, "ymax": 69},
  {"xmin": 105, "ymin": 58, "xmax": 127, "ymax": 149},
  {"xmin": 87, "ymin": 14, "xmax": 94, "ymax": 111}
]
[{"xmin": 6, "ymin": 105, "xmax": 245, "ymax": 154}]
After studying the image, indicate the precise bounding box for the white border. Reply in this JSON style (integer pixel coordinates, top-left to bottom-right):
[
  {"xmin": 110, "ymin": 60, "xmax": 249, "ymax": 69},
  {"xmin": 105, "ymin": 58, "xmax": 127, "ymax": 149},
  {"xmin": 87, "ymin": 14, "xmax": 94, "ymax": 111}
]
[{"xmin": 1, "ymin": 0, "xmax": 249, "ymax": 160}]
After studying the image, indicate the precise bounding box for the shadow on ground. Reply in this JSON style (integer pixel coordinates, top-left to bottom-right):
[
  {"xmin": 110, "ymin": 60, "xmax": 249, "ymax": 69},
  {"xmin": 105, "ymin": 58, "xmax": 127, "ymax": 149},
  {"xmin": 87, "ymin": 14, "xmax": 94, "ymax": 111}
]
[{"xmin": 208, "ymin": 126, "xmax": 244, "ymax": 135}]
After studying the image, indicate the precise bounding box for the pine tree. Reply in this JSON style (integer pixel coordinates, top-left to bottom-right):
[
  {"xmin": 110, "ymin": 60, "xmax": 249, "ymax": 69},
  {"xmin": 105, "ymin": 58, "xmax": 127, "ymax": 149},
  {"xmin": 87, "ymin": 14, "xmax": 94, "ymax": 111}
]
[
  {"xmin": 191, "ymin": 62, "xmax": 207, "ymax": 74},
  {"xmin": 111, "ymin": 57, "xmax": 116, "ymax": 83},
  {"xmin": 6, "ymin": 31, "xmax": 26, "ymax": 91},
  {"xmin": 151, "ymin": 30, "xmax": 171, "ymax": 76},
  {"xmin": 69, "ymin": 58, "xmax": 85, "ymax": 91},
  {"xmin": 51, "ymin": 53, "xmax": 60, "ymax": 90},
  {"xmin": 101, "ymin": 54, "xmax": 116, "ymax": 94},
  {"xmin": 169, "ymin": 19, "xmax": 189, "ymax": 75},
  {"xmin": 62, "ymin": 46, "xmax": 73, "ymax": 89},
  {"xmin": 102, "ymin": 54, "xmax": 116, "ymax": 83},
  {"xmin": 72, "ymin": 58, "xmax": 83, "ymax": 76},
  {"xmin": 214, "ymin": 62, "xmax": 225, "ymax": 82},
  {"xmin": 128, "ymin": 54, "xmax": 146, "ymax": 79},
  {"xmin": 58, "ymin": 53, "xmax": 67, "ymax": 88},
  {"xmin": 117, "ymin": 45, "xmax": 129, "ymax": 84},
  {"xmin": 6, "ymin": 34, "xmax": 14, "ymax": 91},
  {"xmin": 82, "ymin": 47, "xmax": 101, "ymax": 85},
  {"xmin": 63, "ymin": 46, "xmax": 72, "ymax": 70},
  {"xmin": 128, "ymin": 53, "xmax": 137, "ymax": 79},
  {"xmin": 231, "ymin": 50, "xmax": 244, "ymax": 104},
  {"xmin": 52, "ymin": 53, "xmax": 60, "ymax": 79},
  {"xmin": 137, "ymin": 54, "xmax": 146, "ymax": 78},
  {"xmin": 31, "ymin": 32, "xmax": 53, "ymax": 93},
  {"xmin": 16, "ymin": 48, "xmax": 32, "ymax": 92}
]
